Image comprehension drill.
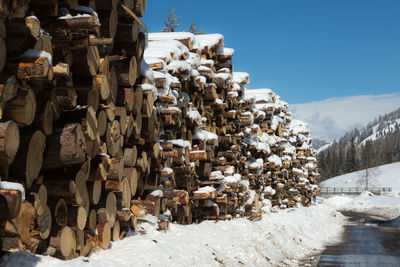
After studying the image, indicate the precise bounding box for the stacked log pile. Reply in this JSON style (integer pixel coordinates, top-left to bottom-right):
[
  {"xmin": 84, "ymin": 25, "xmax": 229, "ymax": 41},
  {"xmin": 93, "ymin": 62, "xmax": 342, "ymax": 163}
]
[
  {"xmin": 143, "ymin": 32, "xmax": 320, "ymax": 223},
  {"xmin": 0, "ymin": 0, "xmax": 319, "ymax": 260},
  {"xmin": 0, "ymin": 0, "xmax": 151, "ymax": 259}
]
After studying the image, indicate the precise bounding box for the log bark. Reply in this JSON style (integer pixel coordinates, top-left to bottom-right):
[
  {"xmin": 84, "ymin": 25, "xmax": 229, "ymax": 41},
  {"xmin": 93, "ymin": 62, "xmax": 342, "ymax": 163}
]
[
  {"xmin": 88, "ymin": 154, "xmax": 109, "ymax": 181},
  {"xmin": 97, "ymin": 191, "xmax": 116, "ymax": 227},
  {"xmin": 49, "ymin": 226, "xmax": 76, "ymax": 259},
  {"xmin": 116, "ymin": 209, "xmax": 131, "ymax": 222},
  {"xmin": 35, "ymin": 100, "xmax": 53, "ymax": 135},
  {"xmin": 98, "ymin": 9, "xmax": 117, "ymax": 38},
  {"xmin": 115, "ymin": 20, "xmax": 139, "ymax": 43},
  {"xmin": 37, "ymin": 205, "xmax": 52, "ymax": 239},
  {"xmin": 13, "ymin": 201, "xmax": 38, "ymax": 248},
  {"xmin": 93, "ymin": 73, "xmax": 111, "ymax": 100},
  {"xmin": 107, "ymin": 157, "xmax": 123, "ymax": 180},
  {"xmin": 18, "ymin": 57, "xmax": 51, "ymax": 80},
  {"xmin": 29, "ymin": 184, "xmax": 47, "ymax": 217},
  {"xmin": 93, "ymin": 0, "xmax": 118, "ymax": 10},
  {"xmin": 123, "ymin": 167, "xmax": 138, "ymax": 196},
  {"xmin": 9, "ymin": 129, "xmax": 46, "ymax": 188},
  {"xmin": 60, "ymin": 106, "xmax": 99, "ymax": 142},
  {"xmin": 133, "ymin": 85, "xmax": 143, "ymax": 115},
  {"xmin": 115, "ymin": 56, "xmax": 138, "ymax": 87},
  {"xmin": 102, "ymin": 63, "xmax": 115, "ymax": 97},
  {"xmin": 87, "ymin": 180, "xmax": 101, "ymax": 205},
  {"xmin": 123, "ymin": 146, "xmax": 137, "ymax": 167},
  {"xmin": 106, "ymin": 120, "xmax": 121, "ymax": 157},
  {"xmin": 76, "ymin": 87, "xmax": 99, "ymax": 112},
  {"xmin": 113, "ymin": 106, "xmax": 127, "ymax": 135},
  {"xmin": 67, "ymin": 206, "xmax": 87, "ymax": 230},
  {"xmin": 55, "ymin": 87, "xmax": 77, "ymax": 111},
  {"xmin": 0, "ymin": 189, "xmax": 21, "ymax": 220},
  {"xmin": 71, "ymin": 46, "xmax": 99, "ymax": 77},
  {"xmin": 34, "ymin": 34, "xmax": 53, "ymax": 58},
  {"xmin": 53, "ymin": 63, "xmax": 70, "ymax": 78},
  {"xmin": 4, "ymin": 87, "xmax": 36, "ymax": 126},
  {"xmin": 134, "ymin": 0, "xmax": 146, "ymax": 17},
  {"xmin": 106, "ymin": 177, "xmax": 131, "ymax": 209},
  {"xmin": 136, "ymin": 150, "xmax": 147, "ymax": 173},
  {"xmin": 141, "ymin": 90, "xmax": 153, "ymax": 118},
  {"xmin": 74, "ymin": 229, "xmax": 84, "ymax": 252},
  {"xmin": 0, "ymin": 121, "xmax": 19, "ymax": 164},
  {"xmin": 95, "ymin": 221, "xmax": 110, "ymax": 249},
  {"xmin": 97, "ymin": 109, "xmax": 107, "ymax": 136},
  {"xmin": 130, "ymin": 199, "xmax": 159, "ymax": 218},
  {"xmin": 86, "ymin": 209, "xmax": 97, "ymax": 231},
  {"xmin": 89, "ymin": 36, "xmax": 114, "ymax": 46},
  {"xmin": 112, "ymin": 220, "xmax": 120, "ymax": 241},
  {"xmin": 0, "ymin": 37, "xmax": 5, "ymax": 72},
  {"xmin": 43, "ymin": 123, "xmax": 87, "ymax": 170},
  {"xmin": 116, "ymin": 87, "xmax": 134, "ymax": 112},
  {"xmin": 0, "ymin": 75, "xmax": 18, "ymax": 104}
]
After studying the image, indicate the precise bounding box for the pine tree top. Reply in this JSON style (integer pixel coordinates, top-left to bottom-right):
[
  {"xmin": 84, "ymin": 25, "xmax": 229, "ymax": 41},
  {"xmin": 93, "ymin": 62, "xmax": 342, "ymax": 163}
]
[{"xmin": 163, "ymin": 8, "xmax": 182, "ymax": 32}]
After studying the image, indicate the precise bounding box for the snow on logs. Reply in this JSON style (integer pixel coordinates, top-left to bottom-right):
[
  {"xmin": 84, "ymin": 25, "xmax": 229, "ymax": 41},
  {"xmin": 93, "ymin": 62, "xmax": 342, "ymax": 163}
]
[
  {"xmin": 0, "ymin": 0, "xmax": 320, "ymax": 260},
  {"xmin": 143, "ymin": 31, "xmax": 320, "ymax": 222}
]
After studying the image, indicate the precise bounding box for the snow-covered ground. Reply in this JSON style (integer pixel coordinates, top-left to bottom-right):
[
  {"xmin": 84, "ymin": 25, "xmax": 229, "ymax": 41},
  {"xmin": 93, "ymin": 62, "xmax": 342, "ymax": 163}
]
[
  {"xmin": 319, "ymin": 162, "xmax": 400, "ymax": 191},
  {"xmin": 324, "ymin": 191, "xmax": 400, "ymax": 221},
  {"xmin": 1, "ymin": 203, "xmax": 345, "ymax": 267},
  {"xmin": 320, "ymin": 162, "xmax": 400, "ymax": 220},
  {"xmin": 6, "ymin": 163, "xmax": 400, "ymax": 267}
]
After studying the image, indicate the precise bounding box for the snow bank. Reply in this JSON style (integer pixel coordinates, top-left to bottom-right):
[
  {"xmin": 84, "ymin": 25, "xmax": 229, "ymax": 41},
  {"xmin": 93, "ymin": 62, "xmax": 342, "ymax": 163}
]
[
  {"xmin": 1, "ymin": 204, "xmax": 345, "ymax": 267},
  {"xmin": 324, "ymin": 192, "xmax": 400, "ymax": 220}
]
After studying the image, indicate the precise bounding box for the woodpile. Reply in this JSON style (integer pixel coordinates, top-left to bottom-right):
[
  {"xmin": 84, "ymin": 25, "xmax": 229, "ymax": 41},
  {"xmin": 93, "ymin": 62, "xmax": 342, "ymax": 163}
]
[
  {"xmin": 0, "ymin": 0, "xmax": 149, "ymax": 259},
  {"xmin": 142, "ymin": 31, "xmax": 320, "ymax": 223},
  {"xmin": 0, "ymin": 0, "xmax": 319, "ymax": 260}
]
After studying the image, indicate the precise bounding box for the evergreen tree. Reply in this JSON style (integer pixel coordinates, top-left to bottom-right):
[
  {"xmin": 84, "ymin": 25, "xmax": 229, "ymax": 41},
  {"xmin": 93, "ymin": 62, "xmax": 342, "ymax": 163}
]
[
  {"xmin": 337, "ymin": 146, "xmax": 344, "ymax": 175},
  {"xmin": 317, "ymin": 152, "xmax": 327, "ymax": 178},
  {"xmin": 382, "ymin": 135, "xmax": 395, "ymax": 164},
  {"xmin": 317, "ymin": 107, "xmax": 400, "ymax": 180},
  {"xmin": 328, "ymin": 141, "xmax": 338, "ymax": 177},
  {"xmin": 187, "ymin": 21, "xmax": 204, "ymax": 35},
  {"xmin": 360, "ymin": 140, "xmax": 374, "ymax": 190},
  {"xmin": 348, "ymin": 137, "xmax": 357, "ymax": 172},
  {"xmin": 163, "ymin": 8, "xmax": 182, "ymax": 32}
]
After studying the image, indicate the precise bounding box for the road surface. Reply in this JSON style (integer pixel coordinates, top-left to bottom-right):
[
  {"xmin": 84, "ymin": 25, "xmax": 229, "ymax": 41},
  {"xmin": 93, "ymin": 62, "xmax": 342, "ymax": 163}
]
[{"xmin": 303, "ymin": 212, "xmax": 400, "ymax": 266}]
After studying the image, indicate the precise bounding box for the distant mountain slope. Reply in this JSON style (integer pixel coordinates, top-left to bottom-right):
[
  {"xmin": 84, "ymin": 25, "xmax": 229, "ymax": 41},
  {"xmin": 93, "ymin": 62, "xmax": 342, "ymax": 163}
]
[
  {"xmin": 316, "ymin": 143, "xmax": 332, "ymax": 154},
  {"xmin": 317, "ymin": 107, "xmax": 400, "ymax": 180},
  {"xmin": 318, "ymin": 113, "xmax": 400, "ymax": 154},
  {"xmin": 312, "ymin": 138, "xmax": 328, "ymax": 150},
  {"xmin": 360, "ymin": 118, "xmax": 400, "ymax": 145},
  {"xmin": 320, "ymin": 162, "xmax": 400, "ymax": 190}
]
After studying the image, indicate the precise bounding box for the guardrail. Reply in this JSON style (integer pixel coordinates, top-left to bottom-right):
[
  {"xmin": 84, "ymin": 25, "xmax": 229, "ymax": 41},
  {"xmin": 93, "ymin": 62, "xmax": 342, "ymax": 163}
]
[{"xmin": 319, "ymin": 187, "xmax": 392, "ymax": 195}]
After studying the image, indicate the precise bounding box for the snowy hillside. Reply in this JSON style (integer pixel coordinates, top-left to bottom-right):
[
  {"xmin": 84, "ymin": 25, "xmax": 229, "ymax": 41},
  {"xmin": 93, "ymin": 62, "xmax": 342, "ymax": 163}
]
[
  {"xmin": 316, "ymin": 108, "xmax": 400, "ymax": 154},
  {"xmin": 319, "ymin": 162, "xmax": 400, "ymax": 190},
  {"xmin": 360, "ymin": 118, "xmax": 400, "ymax": 145},
  {"xmin": 1, "ymin": 204, "xmax": 345, "ymax": 267},
  {"xmin": 316, "ymin": 143, "xmax": 331, "ymax": 154}
]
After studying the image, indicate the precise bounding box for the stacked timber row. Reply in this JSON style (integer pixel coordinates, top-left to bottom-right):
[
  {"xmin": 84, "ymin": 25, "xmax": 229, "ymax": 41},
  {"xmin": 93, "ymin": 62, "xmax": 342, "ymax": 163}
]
[
  {"xmin": 142, "ymin": 32, "xmax": 320, "ymax": 223},
  {"xmin": 0, "ymin": 0, "xmax": 149, "ymax": 259},
  {"xmin": 0, "ymin": 0, "xmax": 319, "ymax": 260}
]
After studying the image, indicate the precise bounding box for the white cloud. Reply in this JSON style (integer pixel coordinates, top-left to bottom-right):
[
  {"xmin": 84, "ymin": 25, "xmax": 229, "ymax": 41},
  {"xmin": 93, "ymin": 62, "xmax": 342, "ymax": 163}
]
[{"xmin": 290, "ymin": 93, "xmax": 400, "ymax": 141}]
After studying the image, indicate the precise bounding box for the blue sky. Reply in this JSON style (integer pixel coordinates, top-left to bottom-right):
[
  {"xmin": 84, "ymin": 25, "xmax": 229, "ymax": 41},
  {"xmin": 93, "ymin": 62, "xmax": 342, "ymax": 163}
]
[{"xmin": 143, "ymin": 0, "xmax": 400, "ymax": 104}]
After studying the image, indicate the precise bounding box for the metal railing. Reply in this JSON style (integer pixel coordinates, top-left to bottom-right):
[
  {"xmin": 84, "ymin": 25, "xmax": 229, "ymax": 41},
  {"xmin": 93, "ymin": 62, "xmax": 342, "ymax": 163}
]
[{"xmin": 319, "ymin": 187, "xmax": 392, "ymax": 195}]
